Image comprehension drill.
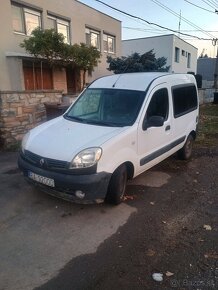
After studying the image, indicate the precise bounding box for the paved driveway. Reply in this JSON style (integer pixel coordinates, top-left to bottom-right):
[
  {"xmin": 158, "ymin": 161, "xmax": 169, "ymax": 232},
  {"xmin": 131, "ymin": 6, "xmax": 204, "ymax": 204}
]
[{"xmin": 0, "ymin": 152, "xmax": 137, "ymax": 290}]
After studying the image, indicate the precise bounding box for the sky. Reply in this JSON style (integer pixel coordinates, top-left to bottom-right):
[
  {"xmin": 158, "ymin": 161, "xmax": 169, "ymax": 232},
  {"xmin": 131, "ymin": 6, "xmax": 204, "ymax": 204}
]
[{"xmin": 78, "ymin": 0, "xmax": 218, "ymax": 57}]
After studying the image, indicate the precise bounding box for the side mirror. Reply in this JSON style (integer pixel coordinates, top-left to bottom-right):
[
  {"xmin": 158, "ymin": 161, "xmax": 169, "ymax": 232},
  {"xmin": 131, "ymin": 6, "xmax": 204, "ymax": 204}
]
[{"xmin": 143, "ymin": 116, "xmax": 164, "ymax": 130}]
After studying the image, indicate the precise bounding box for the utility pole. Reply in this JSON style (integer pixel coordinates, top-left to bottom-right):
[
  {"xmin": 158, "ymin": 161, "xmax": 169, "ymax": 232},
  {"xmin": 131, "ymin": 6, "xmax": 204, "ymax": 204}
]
[
  {"xmin": 213, "ymin": 39, "xmax": 218, "ymax": 91},
  {"xmin": 178, "ymin": 10, "xmax": 181, "ymax": 38},
  {"xmin": 213, "ymin": 39, "xmax": 218, "ymax": 103}
]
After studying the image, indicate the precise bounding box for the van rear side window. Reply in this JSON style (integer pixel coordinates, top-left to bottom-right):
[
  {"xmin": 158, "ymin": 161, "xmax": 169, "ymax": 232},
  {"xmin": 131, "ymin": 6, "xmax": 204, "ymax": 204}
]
[{"xmin": 172, "ymin": 85, "xmax": 198, "ymax": 118}]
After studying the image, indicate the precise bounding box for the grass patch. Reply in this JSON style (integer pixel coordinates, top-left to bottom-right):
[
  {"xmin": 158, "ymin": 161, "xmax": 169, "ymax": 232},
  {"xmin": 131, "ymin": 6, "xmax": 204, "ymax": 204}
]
[
  {"xmin": 1, "ymin": 141, "xmax": 22, "ymax": 152},
  {"xmin": 196, "ymin": 103, "xmax": 218, "ymax": 147}
]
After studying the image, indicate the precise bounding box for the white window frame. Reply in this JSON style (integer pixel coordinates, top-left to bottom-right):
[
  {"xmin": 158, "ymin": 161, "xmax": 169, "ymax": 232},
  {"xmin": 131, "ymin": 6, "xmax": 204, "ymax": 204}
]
[
  {"xmin": 85, "ymin": 28, "xmax": 100, "ymax": 50},
  {"xmin": 47, "ymin": 15, "xmax": 70, "ymax": 44},
  {"xmin": 12, "ymin": 4, "xmax": 41, "ymax": 36},
  {"xmin": 103, "ymin": 34, "xmax": 115, "ymax": 54}
]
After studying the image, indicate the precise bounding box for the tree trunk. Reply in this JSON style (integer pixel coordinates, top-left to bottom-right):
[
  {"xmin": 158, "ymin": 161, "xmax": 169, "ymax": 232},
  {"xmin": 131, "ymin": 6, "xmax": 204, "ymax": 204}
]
[{"xmin": 82, "ymin": 69, "xmax": 86, "ymax": 89}]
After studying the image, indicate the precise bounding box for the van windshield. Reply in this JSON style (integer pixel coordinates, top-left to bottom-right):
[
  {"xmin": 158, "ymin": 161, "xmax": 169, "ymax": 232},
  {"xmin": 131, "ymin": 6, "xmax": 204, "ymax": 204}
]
[{"xmin": 65, "ymin": 88, "xmax": 145, "ymax": 127}]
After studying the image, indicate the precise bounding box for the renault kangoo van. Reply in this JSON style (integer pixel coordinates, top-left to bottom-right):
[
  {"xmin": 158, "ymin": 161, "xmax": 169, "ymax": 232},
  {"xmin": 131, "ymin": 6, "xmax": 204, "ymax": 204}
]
[{"xmin": 18, "ymin": 73, "xmax": 199, "ymax": 204}]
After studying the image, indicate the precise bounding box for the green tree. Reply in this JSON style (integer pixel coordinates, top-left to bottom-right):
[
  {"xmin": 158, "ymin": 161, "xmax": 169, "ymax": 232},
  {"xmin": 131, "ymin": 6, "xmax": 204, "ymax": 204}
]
[
  {"xmin": 20, "ymin": 28, "xmax": 67, "ymax": 65},
  {"xmin": 72, "ymin": 43, "xmax": 101, "ymax": 88},
  {"xmin": 20, "ymin": 28, "xmax": 101, "ymax": 88},
  {"xmin": 107, "ymin": 50, "xmax": 170, "ymax": 74}
]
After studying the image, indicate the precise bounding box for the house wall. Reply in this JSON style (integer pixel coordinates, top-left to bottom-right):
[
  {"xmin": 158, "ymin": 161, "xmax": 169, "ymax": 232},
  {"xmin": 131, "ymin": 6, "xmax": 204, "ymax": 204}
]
[
  {"xmin": 122, "ymin": 34, "xmax": 197, "ymax": 73},
  {"xmin": 172, "ymin": 36, "xmax": 197, "ymax": 73},
  {"xmin": 0, "ymin": 0, "xmax": 121, "ymax": 91}
]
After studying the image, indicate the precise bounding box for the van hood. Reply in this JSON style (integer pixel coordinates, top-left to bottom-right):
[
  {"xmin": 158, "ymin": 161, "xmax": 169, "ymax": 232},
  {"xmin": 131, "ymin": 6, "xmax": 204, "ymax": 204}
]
[{"xmin": 25, "ymin": 117, "xmax": 126, "ymax": 161}]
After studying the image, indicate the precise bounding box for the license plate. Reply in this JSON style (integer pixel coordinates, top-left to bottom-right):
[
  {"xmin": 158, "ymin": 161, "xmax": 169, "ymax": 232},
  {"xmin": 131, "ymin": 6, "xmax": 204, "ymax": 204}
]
[{"xmin": 28, "ymin": 171, "xmax": 55, "ymax": 187}]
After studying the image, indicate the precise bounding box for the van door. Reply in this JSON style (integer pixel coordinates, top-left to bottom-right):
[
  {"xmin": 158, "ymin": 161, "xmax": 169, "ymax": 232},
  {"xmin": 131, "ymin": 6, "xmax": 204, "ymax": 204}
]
[{"xmin": 137, "ymin": 85, "xmax": 172, "ymax": 174}]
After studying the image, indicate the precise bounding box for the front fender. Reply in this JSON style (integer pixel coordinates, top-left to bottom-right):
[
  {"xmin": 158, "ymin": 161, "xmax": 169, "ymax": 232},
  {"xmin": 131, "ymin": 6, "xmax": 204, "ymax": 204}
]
[{"xmin": 97, "ymin": 146, "xmax": 137, "ymax": 175}]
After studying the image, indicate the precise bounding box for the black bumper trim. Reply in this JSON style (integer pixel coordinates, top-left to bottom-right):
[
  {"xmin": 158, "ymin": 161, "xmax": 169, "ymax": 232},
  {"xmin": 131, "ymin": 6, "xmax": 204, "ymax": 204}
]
[{"xmin": 18, "ymin": 155, "xmax": 111, "ymax": 203}]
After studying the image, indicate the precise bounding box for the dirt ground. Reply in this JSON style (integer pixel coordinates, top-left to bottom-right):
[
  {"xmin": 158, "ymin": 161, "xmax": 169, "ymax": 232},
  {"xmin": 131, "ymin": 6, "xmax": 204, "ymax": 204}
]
[
  {"xmin": 37, "ymin": 104, "xmax": 218, "ymax": 290},
  {"xmin": 36, "ymin": 147, "xmax": 218, "ymax": 290}
]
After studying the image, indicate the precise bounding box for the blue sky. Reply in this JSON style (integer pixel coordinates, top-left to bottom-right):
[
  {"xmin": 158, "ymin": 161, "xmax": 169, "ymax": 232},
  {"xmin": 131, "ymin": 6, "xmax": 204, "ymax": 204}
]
[{"xmin": 78, "ymin": 0, "xmax": 218, "ymax": 57}]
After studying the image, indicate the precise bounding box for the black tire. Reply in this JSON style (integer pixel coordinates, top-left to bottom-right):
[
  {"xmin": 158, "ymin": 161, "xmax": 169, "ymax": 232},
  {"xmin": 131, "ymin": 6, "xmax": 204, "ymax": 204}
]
[
  {"xmin": 178, "ymin": 134, "xmax": 194, "ymax": 160},
  {"xmin": 105, "ymin": 164, "xmax": 127, "ymax": 205}
]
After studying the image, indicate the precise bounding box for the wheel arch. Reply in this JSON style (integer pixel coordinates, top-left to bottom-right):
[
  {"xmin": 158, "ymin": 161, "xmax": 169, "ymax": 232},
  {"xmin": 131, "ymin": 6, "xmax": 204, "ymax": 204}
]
[
  {"xmin": 190, "ymin": 130, "xmax": 196, "ymax": 140},
  {"xmin": 125, "ymin": 161, "xmax": 135, "ymax": 180}
]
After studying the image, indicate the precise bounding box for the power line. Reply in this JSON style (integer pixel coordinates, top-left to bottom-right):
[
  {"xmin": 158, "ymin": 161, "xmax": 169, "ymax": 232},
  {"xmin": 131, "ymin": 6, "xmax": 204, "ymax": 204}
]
[
  {"xmin": 123, "ymin": 26, "xmax": 218, "ymax": 33},
  {"xmin": 184, "ymin": 0, "xmax": 218, "ymax": 14},
  {"xmin": 94, "ymin": 0, "xmax": 212, "ymax": 41},
  {"xmin": 201, "ymin": 0, "xmax": 218, "ymax": 9},
  {"xmin": 123, "ymin": 26, "xmax": 169, "ymax": 35},
  {"xmin": 206, "ymin": 0, "xmax": 218, "ymax": 8},
  {"xmin": 150, "ymin": 0, "xmax": 216, "ymax": 39}
]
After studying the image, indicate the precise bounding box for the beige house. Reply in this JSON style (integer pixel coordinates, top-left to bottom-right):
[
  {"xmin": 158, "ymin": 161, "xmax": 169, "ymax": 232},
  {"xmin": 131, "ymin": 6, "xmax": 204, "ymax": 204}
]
[{"xmin": 0, "ymin": 0, "xmax": 121, "ymax": 93}]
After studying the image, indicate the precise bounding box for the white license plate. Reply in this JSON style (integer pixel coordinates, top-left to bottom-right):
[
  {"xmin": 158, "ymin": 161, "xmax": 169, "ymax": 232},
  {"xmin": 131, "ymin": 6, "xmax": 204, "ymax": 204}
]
[{"xmin": 28, "ymin": 171, "xmax": 55, "ymax": 187}]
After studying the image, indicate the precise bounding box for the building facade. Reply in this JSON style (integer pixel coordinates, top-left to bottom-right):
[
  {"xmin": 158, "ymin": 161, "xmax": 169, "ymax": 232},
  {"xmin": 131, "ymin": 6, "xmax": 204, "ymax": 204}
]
[
  {"xmin": 0, "ymin": 0, "xmax": 121, "ymax": 93},
  {"xmin": 122, "ymin": 34, "xmax": 197, "ymax": 74}
]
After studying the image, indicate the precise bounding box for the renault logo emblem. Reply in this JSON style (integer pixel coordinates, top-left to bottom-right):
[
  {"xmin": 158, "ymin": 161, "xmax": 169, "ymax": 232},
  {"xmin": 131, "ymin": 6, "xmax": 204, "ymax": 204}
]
[{"xmin": 39, "ymin": 158, "xmax": 45, "ymax": 166}]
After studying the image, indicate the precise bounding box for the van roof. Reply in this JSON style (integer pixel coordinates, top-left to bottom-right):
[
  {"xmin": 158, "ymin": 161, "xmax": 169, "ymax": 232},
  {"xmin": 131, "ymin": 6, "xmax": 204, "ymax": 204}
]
[{"xmin": 89, "ymin": 72, "xmax": 196, "ymax": 91}]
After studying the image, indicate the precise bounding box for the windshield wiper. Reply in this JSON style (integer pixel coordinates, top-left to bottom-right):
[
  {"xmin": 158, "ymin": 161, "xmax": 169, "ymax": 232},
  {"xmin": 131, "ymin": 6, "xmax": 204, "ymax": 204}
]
[
  {"xmin": 86, "ymin": 120, "xmax": 120, "ymax": 127},
  {"xmin": 64, "ymin": 115, "xmax": 87, "ymax": 123}
]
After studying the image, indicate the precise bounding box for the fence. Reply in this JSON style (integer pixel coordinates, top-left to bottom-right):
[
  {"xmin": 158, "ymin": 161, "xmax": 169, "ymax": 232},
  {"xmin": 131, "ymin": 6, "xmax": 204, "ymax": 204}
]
[
  {"xmin": 198, "ymin": 88, "xmax": 215, "ymax": 104},
  {"xmin": 0, "ymin": 90, "xmax": 62, "ymax": 148}
]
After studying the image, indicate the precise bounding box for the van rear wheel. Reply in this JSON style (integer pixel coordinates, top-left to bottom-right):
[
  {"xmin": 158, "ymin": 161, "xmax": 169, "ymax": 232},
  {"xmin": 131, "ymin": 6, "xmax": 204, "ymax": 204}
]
[
  {"xmin": 178, "ymin": 134, "xmax": 194, "ymax": 160},
  {"xmin": 105, "ymin": 164, "xmax": 127, "ymax": 205}
]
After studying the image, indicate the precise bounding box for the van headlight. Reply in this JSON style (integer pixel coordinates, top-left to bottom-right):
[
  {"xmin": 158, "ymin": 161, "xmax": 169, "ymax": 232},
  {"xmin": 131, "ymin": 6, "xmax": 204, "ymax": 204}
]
[
  {"xmin": 21, "ymin": 132, "xmax": 30, "ymax": 153},
  {"xmin": 70, "ymin": 147, "xmax": 102, "ymax": 169}
]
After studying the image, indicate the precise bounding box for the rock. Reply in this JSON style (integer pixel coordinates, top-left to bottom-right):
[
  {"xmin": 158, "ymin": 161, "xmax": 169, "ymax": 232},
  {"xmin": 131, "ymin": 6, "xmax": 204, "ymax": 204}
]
[{"xmin": 152, "ymin": 273, "xmax": 163, "ymax": 282}]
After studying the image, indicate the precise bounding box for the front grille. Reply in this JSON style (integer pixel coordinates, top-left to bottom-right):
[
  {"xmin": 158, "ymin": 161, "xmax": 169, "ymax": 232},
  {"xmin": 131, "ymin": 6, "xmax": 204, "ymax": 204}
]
[{"xmin": 24, "ymin": 150, "xmax": 68, "ymax": 171}]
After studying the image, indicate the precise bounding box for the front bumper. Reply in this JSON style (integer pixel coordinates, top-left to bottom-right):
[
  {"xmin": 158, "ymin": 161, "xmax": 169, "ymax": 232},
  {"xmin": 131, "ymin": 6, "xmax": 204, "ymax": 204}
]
[{"xmin": 18, "ymin": 155, "xmax": 111, "ymax": 204}]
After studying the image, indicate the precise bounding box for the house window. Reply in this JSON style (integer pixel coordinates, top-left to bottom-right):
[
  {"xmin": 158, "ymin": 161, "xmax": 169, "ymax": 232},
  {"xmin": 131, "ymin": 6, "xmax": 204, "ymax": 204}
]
[
  {"xmin": 23, "ymin": 60, "xmax": 53, "ymax": 90},
  {"xmin": 103, "ymin": 34, "xmax": 115, "ymax": 53},
  {"xmin": 47, "ymin": 16, "xmax": 70, "ymax": 44},
  {"xmin": 187, "ymin": 53, "xmax": 191, "ymax": 68},
  {"xmin": 182, "ymin": 50, "xmax": 185, "ymax": 56},
  {"xmin": 11, "ymin": 4, "xmax": 41, "ymax": 35},
  {"xmin": 175, "ymin": 47, "xmax": 180, "ymax": 63},
  {"xmin": 85, "ymin": 28, "xmax": 100, "ymax": 49}
]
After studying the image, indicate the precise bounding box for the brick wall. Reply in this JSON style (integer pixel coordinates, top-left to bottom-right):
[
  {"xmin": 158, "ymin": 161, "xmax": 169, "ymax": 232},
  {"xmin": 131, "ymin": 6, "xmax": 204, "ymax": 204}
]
[{"xmin": 0, "ymin": 90, "xmax": 62, "ymax": 148}]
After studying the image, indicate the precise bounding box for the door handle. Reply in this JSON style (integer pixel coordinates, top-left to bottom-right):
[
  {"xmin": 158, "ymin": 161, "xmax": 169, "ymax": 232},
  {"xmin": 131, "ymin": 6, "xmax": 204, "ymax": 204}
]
[{"xmin": 165, "ymin": 125, "xmax": 171, "ymax": 131}]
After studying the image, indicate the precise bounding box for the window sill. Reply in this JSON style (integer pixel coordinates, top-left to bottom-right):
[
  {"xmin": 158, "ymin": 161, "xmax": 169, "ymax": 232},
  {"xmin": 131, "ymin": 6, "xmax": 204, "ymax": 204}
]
[
  {"xmin": 13, "ymin": 31, "xmax": 26, "ymax": 36},
  {"xmin": 104, "ymin": 51, "xmax": 115, "ymax": 55}
]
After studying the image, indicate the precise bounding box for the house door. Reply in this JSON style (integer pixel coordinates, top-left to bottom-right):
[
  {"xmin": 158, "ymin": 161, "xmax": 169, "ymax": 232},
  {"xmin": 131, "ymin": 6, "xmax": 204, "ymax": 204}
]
[{"xmin": 66, "ymin": 67, "xmax": 80, "ymax": 93}]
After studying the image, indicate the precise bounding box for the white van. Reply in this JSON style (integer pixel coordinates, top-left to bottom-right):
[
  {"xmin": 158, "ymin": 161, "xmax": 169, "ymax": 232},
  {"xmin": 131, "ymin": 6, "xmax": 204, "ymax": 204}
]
[{"xmin": 18, "ymin": 72, "xmax": 199, "ymax": 204}]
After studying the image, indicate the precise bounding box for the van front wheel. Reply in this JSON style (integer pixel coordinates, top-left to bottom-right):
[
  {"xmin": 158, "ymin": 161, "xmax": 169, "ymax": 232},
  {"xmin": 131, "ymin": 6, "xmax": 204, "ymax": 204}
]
[
  {"xmin": 105, "ymin": 164, "xmax": 127, "ymax": 205},
  {"xmin": 178, "ymin": 134, "xmax": 194, "ymax": 160}
]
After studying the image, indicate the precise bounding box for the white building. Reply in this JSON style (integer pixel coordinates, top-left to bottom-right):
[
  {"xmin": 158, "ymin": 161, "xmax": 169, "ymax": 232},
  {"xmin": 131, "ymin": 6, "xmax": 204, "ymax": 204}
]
[{"xmin": 122, "ymin": 34, "xmax": 197, "ymax": 74}]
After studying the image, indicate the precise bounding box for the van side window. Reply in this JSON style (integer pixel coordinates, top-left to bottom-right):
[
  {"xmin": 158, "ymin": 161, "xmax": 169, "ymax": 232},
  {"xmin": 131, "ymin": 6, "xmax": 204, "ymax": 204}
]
[
  {"xmin": 146, "ymin": 88, "xmax": 169, "ymax": 120},
  {"xmin": 172, "ymin": 85, "xmax": 197, "ymax": 118}
]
